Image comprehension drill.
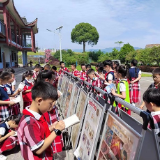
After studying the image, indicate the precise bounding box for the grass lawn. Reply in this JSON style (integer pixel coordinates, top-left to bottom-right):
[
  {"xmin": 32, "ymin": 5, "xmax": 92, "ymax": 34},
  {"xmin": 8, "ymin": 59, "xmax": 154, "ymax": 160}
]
[
  {"xmin": 141, "ymin": 73, "xmax": 152, "ymax": 77},
  {"xmin": 18, "ymin": 51, "xmax": 55, "ymax": 56}
]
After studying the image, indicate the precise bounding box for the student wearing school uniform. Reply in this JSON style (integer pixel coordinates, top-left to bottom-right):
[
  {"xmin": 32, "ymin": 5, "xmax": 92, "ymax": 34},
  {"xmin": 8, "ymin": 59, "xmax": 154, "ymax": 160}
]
[
  {"xmin": 140, "ymin": 68, "xmax": 160, "ymax": 110},
  {"xmin": 3, "ymin": 68, "xmax": 16, "ymax": 92},
  {"xmin": 80, "ymin": 64, "xmax": 87, "ymax": 80},
  {"xmin": 52, "ymin": 66, "xmax": 59, "ymax": 88},
  {"xmin": 5, "ymin": 82, "xmax": 21, "ymax": 116},
  {"xmin": 59, "ymin": 61, "xmax": 70, "ymax": 75},
  {"xmin": 0, "ymin": 72, "xmax": 16, "ymax": 123},
  {"xmin": 21, "ymin": 70, "xmax": 34, "ymax": 109},
  {"xmin": 111, "ymin": 66, "xmax": 131, "ymax": 115},
  {"xmin": 71, "ymin": 63, "xmax": 81, "ymax": 77},
  {"xmin": 87, "ymin": 69, "xmax": 101, "ymax": 88},
  {"xmin": 36, "ymin": 71, "xmax": 64, "ymax": 153},
  {"xmin": 0, "ymin": 115, "xmax": 22, "ymax": 160},
  {"xmin": 128, "ymin": 59, "xmax": 141, "ymax": 106},
  {"xmin": 103, "ymin": 60, "xmax": 115, "ymax": 84},
  {"xmin": 112, "ymin": 61, "xmax": 119, "ymax": 70},
  {"xmin": 86, "ymin": 64, "xmax": 91, "ymax": 72},
  {"xmin": 17, "ymin": 82, "xmax": 65, "ymax": 160},
  {"xmin": 33, "ymin": 64, "xmax": 41, "ymax": 80},
  {"xmin": 97, "ymin": 67, "xmax": 105, "ymax": 89},
  {"xmin": 143, "ymin": 88, "xmax": 160, "ymax": 137},
  {"xmin": 95, "ymin": 64, "xmax": 100, "ymax": 74},
  {"xmin": 44, "ymin": 64, "xmax": 51, "ymax": 71}
]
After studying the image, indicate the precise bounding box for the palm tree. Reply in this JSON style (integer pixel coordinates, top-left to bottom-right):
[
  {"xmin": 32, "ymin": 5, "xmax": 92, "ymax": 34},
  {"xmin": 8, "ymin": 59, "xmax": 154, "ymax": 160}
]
[{"xmin": 115, "ymin": 41, "xmax": 124, "ymax": 49}]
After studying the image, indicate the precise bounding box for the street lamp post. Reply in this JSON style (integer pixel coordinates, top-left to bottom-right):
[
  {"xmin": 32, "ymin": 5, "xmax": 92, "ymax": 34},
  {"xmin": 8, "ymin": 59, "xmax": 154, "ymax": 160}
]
[
  {"xmin": 56, "ymin": 26, "xmax": 63, "ymax": 61},
  {"xmin": 47, "ymin": 26, "xmax": 63, "ymax": 61}
]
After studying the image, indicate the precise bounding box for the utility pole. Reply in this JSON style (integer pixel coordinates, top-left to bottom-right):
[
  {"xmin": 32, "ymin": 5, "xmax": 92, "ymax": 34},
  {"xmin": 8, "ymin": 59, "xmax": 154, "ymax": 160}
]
[{"xmin": 56, "ymin": 26, "xmax": 63, "ymax": 61}]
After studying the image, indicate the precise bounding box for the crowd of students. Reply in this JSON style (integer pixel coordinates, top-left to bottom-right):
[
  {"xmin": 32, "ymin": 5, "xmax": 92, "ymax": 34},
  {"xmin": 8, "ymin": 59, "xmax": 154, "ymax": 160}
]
[{"xmin": 0, "ymin": 59, "xmax": 159, "ymax": 159}]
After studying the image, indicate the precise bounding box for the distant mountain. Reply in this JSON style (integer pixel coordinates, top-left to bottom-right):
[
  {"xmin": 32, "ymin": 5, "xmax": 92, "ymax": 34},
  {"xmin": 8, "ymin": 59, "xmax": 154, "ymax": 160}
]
[{"xmin": 72, "ymin": 47, "xmax": 142, "ymax": 53}]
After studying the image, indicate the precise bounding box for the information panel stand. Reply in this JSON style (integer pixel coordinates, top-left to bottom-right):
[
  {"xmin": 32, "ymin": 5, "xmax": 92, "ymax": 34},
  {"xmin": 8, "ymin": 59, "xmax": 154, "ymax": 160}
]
[
  {"xmin": 59, "ymin": 71, "xmax": 160, "ymax": 160},
  {"xmin": 74, "ymin": 97, "xmax": 105, "ymax": 160},
  {"xmin": 71, "ymin": 89, "xmax": 89, "ymax": 150},
  {"xmin": 97, "ymin": 110, "xmax": 142, "ymax": 160}
]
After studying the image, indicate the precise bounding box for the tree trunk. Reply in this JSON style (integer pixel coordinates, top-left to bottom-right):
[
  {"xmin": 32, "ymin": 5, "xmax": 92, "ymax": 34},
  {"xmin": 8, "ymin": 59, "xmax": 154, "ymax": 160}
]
[{"xmin": 83, "ymin": 42, "xmax": 85, "ymax": 53}]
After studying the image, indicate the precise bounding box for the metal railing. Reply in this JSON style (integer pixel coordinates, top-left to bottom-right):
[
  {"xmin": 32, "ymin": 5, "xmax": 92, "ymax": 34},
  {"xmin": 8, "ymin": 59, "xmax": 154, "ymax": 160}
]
[{"xmin": 0, "ymin": 21, "xmax": 5, "ymax": 36}]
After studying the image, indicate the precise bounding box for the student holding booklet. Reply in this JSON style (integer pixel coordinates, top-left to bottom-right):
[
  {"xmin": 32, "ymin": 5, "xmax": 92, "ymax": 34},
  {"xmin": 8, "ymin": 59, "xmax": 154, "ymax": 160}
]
[{"xmin": 17, "ymin": 81, "xmax": 80, "ymax": 160}]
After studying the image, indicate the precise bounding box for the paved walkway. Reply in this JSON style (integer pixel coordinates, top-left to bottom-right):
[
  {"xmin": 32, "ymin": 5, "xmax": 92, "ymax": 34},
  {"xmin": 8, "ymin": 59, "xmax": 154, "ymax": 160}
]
[{"xmin": 5, "ymin": 69, "xmax": 153, "ymax": 160}]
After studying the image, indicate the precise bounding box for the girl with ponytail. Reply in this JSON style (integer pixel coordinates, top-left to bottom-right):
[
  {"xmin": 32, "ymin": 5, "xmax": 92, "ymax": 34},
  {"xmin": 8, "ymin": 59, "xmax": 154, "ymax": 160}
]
[{"xmin": 21, "ymin": 70, "xmax": 34, "ymax": 109}]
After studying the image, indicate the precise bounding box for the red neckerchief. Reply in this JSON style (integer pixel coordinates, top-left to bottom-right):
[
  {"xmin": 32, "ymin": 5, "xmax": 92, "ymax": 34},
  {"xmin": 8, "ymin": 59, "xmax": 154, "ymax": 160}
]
[{"xmin": 23, "ymin": 109, "xmax": 50, "ymax": 137}]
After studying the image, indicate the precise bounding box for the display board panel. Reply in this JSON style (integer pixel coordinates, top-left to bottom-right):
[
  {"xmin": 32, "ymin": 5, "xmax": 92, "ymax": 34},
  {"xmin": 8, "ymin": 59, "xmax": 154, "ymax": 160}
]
[
  {"xmin": 59, "ymin": 77, "xmax": 69, "ymax": 108},
  {"xmin": 97, "ymin": 111, "xmax": 141, "ymax": 160},
  {"xmin": 57, "ymin": 74, "xmax": 63, "ymax": 91},
  {"xmin": 62, "ymin": 80, "xmax": 74, "ymax": 118},
  {"xmin": 67, "ymin": 83, "xmax": 81, "ymax": 117},
  {"xmin": 71, "ymin": 89, "xmax": 88, "ymax": 150},
  {"xmin": 74, "ymin": 97, "xmax": 105, "ymax": 160}
]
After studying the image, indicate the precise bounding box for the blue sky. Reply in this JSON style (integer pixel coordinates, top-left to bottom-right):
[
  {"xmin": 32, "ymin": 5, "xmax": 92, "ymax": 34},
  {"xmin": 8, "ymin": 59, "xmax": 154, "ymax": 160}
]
[{"xmin": 15, "ymin": 0, "xmax": 160, "ymax": 50}]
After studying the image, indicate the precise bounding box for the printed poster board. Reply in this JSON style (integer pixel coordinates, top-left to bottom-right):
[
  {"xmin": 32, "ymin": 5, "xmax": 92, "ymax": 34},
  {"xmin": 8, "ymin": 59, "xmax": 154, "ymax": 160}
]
[
  {"xmin": 57, "ymin": 74, "xmax": 63, "ymax": 91},
  {"xmin": 62, "ymin": 80, "xmax": 74, "ymax": 118},
  {"xmin": 97, "ymin": 111, "xmax": 141, "ymax": 160},
  {"xmin": 59, "ymin": 77, "xmax": 70, "ymax": 108},
  {"xmin": 74, "ymin": 97, "xmax": 105, "ymax": 160},
  {"xmin": 67, "ymin": 83, "xmax": 81, "ymax": 118},
  {"xmin": 57, "ymin": 76, "xmax": 67, "ymax": 106},
  {"xmin": 71, "ymin": 89, "xmax": 88, "ymax": 150}
]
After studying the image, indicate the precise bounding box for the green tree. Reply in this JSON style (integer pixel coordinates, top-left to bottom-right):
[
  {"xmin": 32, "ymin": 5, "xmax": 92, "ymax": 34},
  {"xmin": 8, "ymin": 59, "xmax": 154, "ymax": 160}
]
[
  {"xmin": 136, "ymin": 48, "xmax": 152, "ymax": 65},
  {"xmin": 98, "ymin": 52, "xmax": 111, "ymax": 62},
  {"xmin": 71, "ymin": 23, "xmax": 99, "ymax": 52},
  {"xmin": 126, "ymin": 50, "xmax": 137, "ymax": 61},
  {"xmin": 89, "ymin": 50, "xmax": 103, "ymax": 62},
  {"xmin": 119, "ymin": 43, "xmax": 135, "ymax": 63},
  {"xmin": 110, "ymin": 48, "xmax": 119, "ymax": 59},
  {"xmin": 115, "ymin": 41, "xmax": 124, "ymax": 48}
]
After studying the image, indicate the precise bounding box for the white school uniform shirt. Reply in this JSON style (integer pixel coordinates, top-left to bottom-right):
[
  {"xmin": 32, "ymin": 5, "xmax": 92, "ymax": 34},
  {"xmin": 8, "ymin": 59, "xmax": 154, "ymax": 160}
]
[
  {"xmin": 0, "ymin": 122, "xmax": 10, "ymax": 136},
  {"xmin": 108, "ymin": 73, "xmax": 113, "ymax": 81},
  {"xmin": 12, "ymin": 79, "xmax": 16, "ymax": 86},
  {"xmin": 119, "ymin": 79, "xmax": 127, "ymax": 92}
]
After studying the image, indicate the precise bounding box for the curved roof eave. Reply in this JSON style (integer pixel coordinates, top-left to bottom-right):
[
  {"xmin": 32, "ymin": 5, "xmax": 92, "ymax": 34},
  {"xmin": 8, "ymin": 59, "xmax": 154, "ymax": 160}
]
[{"xmin": 3, "ymin": 0, "xmax": 38, "ymax": 34}]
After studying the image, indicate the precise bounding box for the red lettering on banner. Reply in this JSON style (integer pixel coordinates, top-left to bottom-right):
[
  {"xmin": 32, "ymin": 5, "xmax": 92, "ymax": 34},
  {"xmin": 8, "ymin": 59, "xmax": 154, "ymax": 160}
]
[{"xmin": 88, "ymin": 100, "xmax": 97, "ymax": 111}]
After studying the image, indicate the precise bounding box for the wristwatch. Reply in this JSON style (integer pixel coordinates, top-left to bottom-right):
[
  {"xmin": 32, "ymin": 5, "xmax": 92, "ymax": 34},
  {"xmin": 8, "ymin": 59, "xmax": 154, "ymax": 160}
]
[{"xmin": 53, "ymin": 129, "xmax": 61, "ymax": 136}]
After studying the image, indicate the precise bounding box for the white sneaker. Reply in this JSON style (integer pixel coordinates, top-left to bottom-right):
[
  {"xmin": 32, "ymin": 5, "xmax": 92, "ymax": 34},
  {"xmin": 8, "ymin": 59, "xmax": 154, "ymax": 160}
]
[{"xmin": 0, "ymin": 154, "xmax": 7, "ymax": 160}]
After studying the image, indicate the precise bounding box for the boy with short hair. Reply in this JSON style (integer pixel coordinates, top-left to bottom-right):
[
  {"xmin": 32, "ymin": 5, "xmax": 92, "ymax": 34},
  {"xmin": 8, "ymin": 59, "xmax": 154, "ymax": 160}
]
[
  {"xmin": 86, "ymin": 64, "xmax": 91, "ymax": 71},
  {"xmin": 140, "ymin": 68, "xmax": 160, "ymax": 109},
  {"xmin": 44, "ymin": 64, "xmax": 51, "ymax": 71},
  {"xmin": 71, "ymin": 63, "xmax": 81, "ymax": 77},
  {"xmin": 87, "ymin": 69, "xmax": 101, "ymax": 88},
  {"xmin": 59, "ymin": 61, "xmax": 70, "ymax": 75},
  {"xmin": 103, "ymin": 60, "xmax": 115, "ymax": 84},
  {"xmin": 80, "ymin": 64, "xmax": 87, "ymax": 80},
  {"xmin": 52, "ymin": 66, "xmax": 59, "ymax": 88},
  {"xmin": 143, "ymin": 88, "xmax": 160, "ymax": 136},
  {"xmin": 33, "ymin": 64, "xmax": 41, "ymax": 80},
  {"xmin": 17, "ymin": 82, "xmax": 65, "ymax": 160}
]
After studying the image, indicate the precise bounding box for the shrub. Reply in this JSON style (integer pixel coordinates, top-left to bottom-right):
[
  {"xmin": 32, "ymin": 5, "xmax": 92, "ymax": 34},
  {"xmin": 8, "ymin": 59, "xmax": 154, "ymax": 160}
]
[{"xmin": 139, "ymin": 66, "xmax": 159, "ymax": 72}]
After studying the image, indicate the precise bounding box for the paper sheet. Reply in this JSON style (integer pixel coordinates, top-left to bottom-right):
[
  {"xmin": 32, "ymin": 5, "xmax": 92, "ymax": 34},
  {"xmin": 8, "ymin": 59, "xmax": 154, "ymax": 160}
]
[
  {"xmin": 11, "ymin": 95, "xmax": 21, "ymax": 103},
  {"xmin": 63, "ymin": 114, "xmax": 80, "ymax": 129}
]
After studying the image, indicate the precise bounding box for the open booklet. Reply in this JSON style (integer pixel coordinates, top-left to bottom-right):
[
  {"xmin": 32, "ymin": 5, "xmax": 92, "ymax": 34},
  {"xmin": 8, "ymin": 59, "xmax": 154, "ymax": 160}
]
[{"xmin": 63, "ymin": 114, "xmax": 80, "ymax": 129}]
